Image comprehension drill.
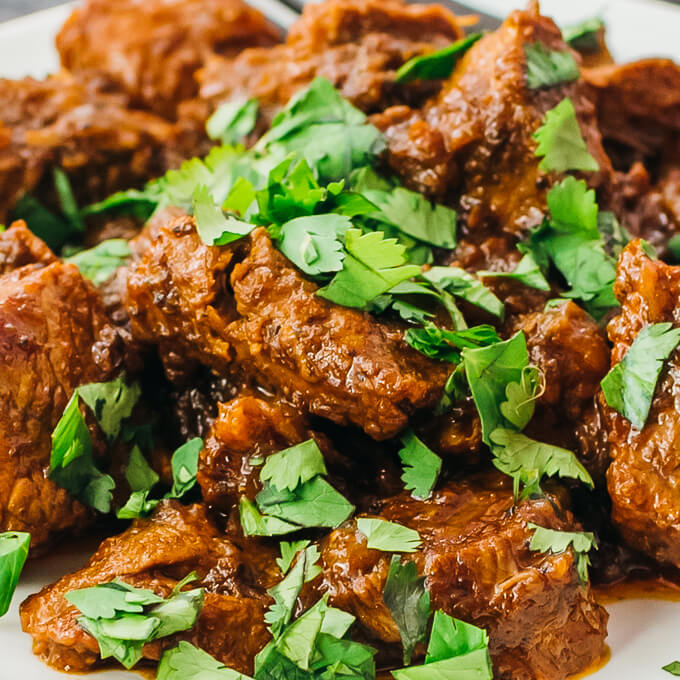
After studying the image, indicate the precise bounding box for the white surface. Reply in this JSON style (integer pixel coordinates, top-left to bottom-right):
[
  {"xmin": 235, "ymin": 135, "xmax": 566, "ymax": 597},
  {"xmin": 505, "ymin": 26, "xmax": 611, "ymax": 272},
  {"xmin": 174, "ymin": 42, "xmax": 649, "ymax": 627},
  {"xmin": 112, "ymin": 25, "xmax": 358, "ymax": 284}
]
[{"xmin": 1, "ymin": 2, "xmax": 680, "ymax": 679}]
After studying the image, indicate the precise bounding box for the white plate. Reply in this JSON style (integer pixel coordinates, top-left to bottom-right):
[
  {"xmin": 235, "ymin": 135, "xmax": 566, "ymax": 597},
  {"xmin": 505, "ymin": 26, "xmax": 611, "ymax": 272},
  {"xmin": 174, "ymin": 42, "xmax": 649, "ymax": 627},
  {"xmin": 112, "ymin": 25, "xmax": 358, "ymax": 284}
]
[{"xmin": 1, "ymin": 3, "xmax": 680, "ymax": 679}]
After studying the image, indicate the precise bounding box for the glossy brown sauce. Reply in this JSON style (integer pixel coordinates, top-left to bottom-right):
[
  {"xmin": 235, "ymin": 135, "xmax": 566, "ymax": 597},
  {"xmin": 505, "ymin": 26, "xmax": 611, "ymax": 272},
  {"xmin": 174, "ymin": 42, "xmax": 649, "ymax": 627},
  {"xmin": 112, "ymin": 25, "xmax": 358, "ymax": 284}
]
[{"xmin": 595, "ymin": 576, "xmax": 680, "ymax": 605}]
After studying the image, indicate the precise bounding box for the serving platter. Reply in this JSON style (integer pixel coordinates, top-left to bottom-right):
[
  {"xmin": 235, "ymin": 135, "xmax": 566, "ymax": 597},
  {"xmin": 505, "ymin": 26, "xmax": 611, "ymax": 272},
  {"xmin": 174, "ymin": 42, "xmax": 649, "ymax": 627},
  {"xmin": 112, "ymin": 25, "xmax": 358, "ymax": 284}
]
[{"xmin": 1, "ymin": 2, "xmax": 680, "ymax": 679}]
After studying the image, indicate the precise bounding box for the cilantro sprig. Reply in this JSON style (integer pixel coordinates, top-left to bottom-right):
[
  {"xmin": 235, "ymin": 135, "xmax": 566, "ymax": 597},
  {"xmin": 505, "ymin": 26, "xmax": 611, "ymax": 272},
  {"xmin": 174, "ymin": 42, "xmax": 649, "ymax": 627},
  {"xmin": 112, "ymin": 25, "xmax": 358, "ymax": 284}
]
[
  {"xmin": 398, "ymin": 430, "xmax": 442, "ymax": 500},
  {"xmin": 392, "ymin": 610, "xmax": 492, "ymax": 680},
  {"xmin": 65, "ymin": 239, "xmax": 132, "ymax": 286},
  {"xmin": 49, "ymin": 375, "xmax": 141, "ymax": 513},
  {"xmin": 158, "ymin": 641, "xmax": 253, "ymax": 680},
  {"xmin": 66, "ymin": 573, "xmax": 203, "ymax": 669},
  {"xmin": 528, "ymin": 523, "xmax": 597, "ymax": 584},
  {"xmin": 524, "ymin": 43, "xmax": 579, "ymax": 90},
  {"xmin": 240, "ymin": 439, "xmax": 354, "ymax": 536},
  {"xmin": 601, "ymin": 322, "xmax": 680, "ymax": 430},
  {"xmin": 533, "ymin": 98, "xmax": 599, "ymax": 173},
  {"xmin": 357, "ymin": 518, "xmax": 421, "ymax": 553},
  {"xmin": 0, "ymin": 531, "xmax": 30, "ymax": 617}
]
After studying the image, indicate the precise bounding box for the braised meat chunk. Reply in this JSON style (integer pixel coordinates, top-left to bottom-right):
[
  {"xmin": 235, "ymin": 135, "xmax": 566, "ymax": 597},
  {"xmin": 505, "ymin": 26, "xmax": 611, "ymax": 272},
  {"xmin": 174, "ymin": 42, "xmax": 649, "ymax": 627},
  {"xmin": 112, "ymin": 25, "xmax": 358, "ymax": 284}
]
[
  {"xmin": 320, "ymin": 474, "xmax": 608, "ymax": 680},
  {"xmin": 0, "ymin": 261, "xmax": 124, "ymax": 547},
  {"xmin": 57, "ymin": 0, "xmax": 281, "ymax": 119},
  {"xmin": 0, "ymin": 220, "xmax": 56, "ymax": 275},
  {"xmin": 375, "ymin": 5, "xmax": 610, "ymax": 235},
  {"xmin": 0, "ymin": 73, "xmax": 197, "ymax": 225},
  {"xmin": 191, "ymin": 0, "xmax": 465, "ymax": 125},
  {"xmin": 127, "ymin": 217, "xmax": 449, "ymax": 439},
  {"xmin": 605, "ymin": 240, "xmax": 680, "ymax": 567},
  {"xmin": 20, "ymin": 501, "xmax": 276, "ymax": 673}
]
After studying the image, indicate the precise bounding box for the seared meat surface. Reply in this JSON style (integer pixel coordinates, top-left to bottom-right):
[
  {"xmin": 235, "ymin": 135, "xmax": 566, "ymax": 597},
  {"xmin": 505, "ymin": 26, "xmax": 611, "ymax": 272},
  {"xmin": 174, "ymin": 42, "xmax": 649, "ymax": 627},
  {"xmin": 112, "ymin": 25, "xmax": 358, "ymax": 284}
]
[
  {"xmin": 127, "ymin": 217, "xmax": 449, "ymax": 439},
  {"xmin": 189, "ymin": 0, "xmax": 465, "ymax": 125},
  {"xmin": 0, "ymin": 220, "xmax": 57, "ymax": 275},
  {"xmin": 57, "ymin": 0, "xmax": 281, "ymax": 119},
  {"xmin": 0, "ymin": 260, "xmax": 124, "ymax": 548},
  {"xmin": 20, "ymin": 501, "xmax": 276, "ymax": 674},
  {"xmin": 321, "ymin": 474, "xmax": 608, "ymax": 680},
  {"xmin": 605, "ymin": 241, "xmax": 680, "ymax": 567}
]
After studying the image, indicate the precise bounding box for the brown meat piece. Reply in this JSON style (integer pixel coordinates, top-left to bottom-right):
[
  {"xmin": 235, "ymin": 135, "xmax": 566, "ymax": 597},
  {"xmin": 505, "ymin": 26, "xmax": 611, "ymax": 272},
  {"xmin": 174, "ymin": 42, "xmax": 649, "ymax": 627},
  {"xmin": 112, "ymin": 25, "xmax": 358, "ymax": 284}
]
[
  {"xmin": 0, "ymin": 73, "xmax": 200, "ymax": 224},
  {"xmin": 57, "ymin": 0, "xmax": 281, "ymax": 120},
  {"xmin": 126, "ymin": 217, "xmax": 449, "ymax": 439},
  {"xmin": 0, "ymin": 261, "xmax": 124, "ymax": 547},
  {"xmin": 320, "ymin": 473, "xmax": 608, "ymax": 680},
  {"xmin": 188, "ymin": 0, "xmax": 465, "ymax": 125},
  {"xmin": 604, "ymin": 240, "xmax": 680, "ymax": 567},
  {"xmin": 20, "ymin": 501, "xmax": 277, "ymax": 674},
  {"xmin": 373, "ymin": 5, "xmax": 611, "ymax": 239},
  {"xmin": 0, "ymin": 220, "xmax": 56, "ymax": 275}
]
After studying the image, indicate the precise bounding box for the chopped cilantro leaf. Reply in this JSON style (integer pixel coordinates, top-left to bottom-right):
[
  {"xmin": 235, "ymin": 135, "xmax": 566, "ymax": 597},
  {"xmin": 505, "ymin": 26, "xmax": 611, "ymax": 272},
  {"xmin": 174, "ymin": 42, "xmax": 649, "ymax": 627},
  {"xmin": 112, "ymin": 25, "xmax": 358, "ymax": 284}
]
[
  {"xmin": 398, "ymin": 430, "xmax": 442, "ymax": 500},
  {"xmin": 663, "ymin": 661, "xmax": 680, "ymax": 676},
  {"xmin": 158, "ymin": 641, "xmax": 253, "ymax": 680},
  {"xmin": 13, "ymin": 193, "xmax": 72, "ymax": 251},
  {"xmin": 77, "ymin": 374, "xmax": 141, "ymax": 441},
  {"xmin": 49, "ymin": 391, "xmax": 115, "ymax": 513},
  {"xmin": 478, "ymin": 253, "xmax": 550, "ymax": 291},
  {"xmin": 318, "ymin": 229, "xmax": 420, "ymax": 309},
  {"xmin": 207, "ymin": 98, "xmax": 258, "ymax": 145},
  {"xmin": 391, "ymin": 610, "xmax": 492, "ymax": 680},
  {"xmin": 125, "ymin": 445, "xmax": 159, "ymax": 493},
  {"xmin": 395, "ymin": 33, "xmax": 482, "ymax": 83},
  {"xmin": 67, "ymin": 576, "xmax": 203, "ymax": 669},
  {"xmin": 524, "ymin": 43, "xmax": 579, "ymax": 90},
  {"xmin": 261, "ymin": 439, "xmax": 328, "ymax": 493},
  {"xmin": 462, "ymin": 332, "xmax": 531, "ymax": 444},
  {"xmin": 66, "ymin": 239, "xmax": 132, "ymax": 286},
  {"xmin": 239, "ymin": 498, "xmax": 300, "ymax": 537},
  {"xmin": 276, "ymin": 214, "xmax": 349, "ymax": 276},
  {"xmin": 405, "ymin": 323, "xmax": 500, "ymax": 364},
  {"xmin": 193, "ymin": 185, "xmax": 255, "ymax": 246},
  {"xmin": 0, "ymin": 531, "xmax": 30, "ymax": 617},
  {"xmin": 490, "ymin": 428, "xmax": 594, "ymax": 499},
  {"xmin": 357, "ymin": 518, "xmax": 421, "ymax": 553},
  {"xmin": 562, "ymin": 17, "xmax": 604, "ymax": 52},
  {"xmin": 359, "ymin": 186, "xmax": 457, "ymax": 249},
  {"xmin": 383, "ymin": 556, "xmax": 431, "ymax": 665},
  {"xmin": 597, "ymin": 210, "xmax": 631, "ymax": 258},
  {"xmin": 533, "ymin": 98, "xmax": 599, "ymax": 173},
  {"xmin": 601, "ymin": 322, "xmax": 680, "ymax": 429},
  {"xmin": 277, "ymin": 541, "xmax": 311, "ymax": 575},
  {"xmin": 169, "ymin": 437, "xmax": 203, "ymax": 498},
  {"xmin": 422, "ymin": 266, "xmax": 504, "ymax": 318},
  {"xmin": 528, "ymin": 523, "xmax": 597, "ymax": 584}
]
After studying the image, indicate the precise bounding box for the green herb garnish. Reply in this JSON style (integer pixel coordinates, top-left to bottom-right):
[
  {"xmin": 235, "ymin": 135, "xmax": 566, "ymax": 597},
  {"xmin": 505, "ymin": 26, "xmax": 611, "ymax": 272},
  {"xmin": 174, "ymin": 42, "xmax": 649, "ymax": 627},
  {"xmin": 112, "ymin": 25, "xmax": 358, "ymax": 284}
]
[
  {"xmin": 398, "ymin": 430, "xmax": 442, "ymax": 500},
  {"xmin": 0, "ymin": 531, "xmax": 30, "ymax": 617},
  {"xmin": 357, "ymin": 518, "xmax": 421, "ymax": 553},
  {"xmin": 524, "ymin": 42, "xmax": 579, "ymax": 89},
  {"xmin": 528, "ymin": 523, "xmax": 597, "ymax": 584}
]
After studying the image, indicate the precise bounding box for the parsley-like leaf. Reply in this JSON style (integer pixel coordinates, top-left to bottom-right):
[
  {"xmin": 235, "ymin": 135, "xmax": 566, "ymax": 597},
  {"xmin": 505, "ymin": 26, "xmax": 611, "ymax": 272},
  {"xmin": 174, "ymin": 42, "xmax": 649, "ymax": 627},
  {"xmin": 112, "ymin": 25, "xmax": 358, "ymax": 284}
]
[
  {"xmin": 406, "ymin": 323, "xmax": 500, "ymax": 364},
  {"xmin": 49, "ymin": 392, "xmax": 116, "ymax": 513},
  {"xmin": 261, "ymin": 439, "xmax": 328, "ymax": 493},
  {"xmin": 277, "ymin": 540, "xmax": 311, "ymax": 575},
  {"xmin": 383, "ymin": 556, "xmax": 431, "ymax": 665},
  {"xmin": 193, "ymin": 185, "xmax": 254, "ymax": 246},
  {"xmin": 490, "ymin": 428, "xmax": 594, "ymax": 498},
  {"xmin": 391, "ymin": 611, "xmax": 492, "ymax": 680},
  {"xmin": 533, "ymin": 98, "xmax": 599, "ymax": 173},
  {"xmin": 357, "ymin": 518, "xmax": 421, "ymax": 553},
  {"xmin": 169, "ymin": 437, "xmax": 203, "ymax": 498},
  {"xmin": 66, "ymin": 239, "xmax": 132, "ymax": 286},
  {"xmin": 125, "ymin": 445, "xmax": 159, "ymax": 493},
  {"xmin": 524, "ymin": 43, "xmax": 579, "ymax": 90},
  {"xmin": 0, "ymin": 531, "xmax": 30, "ymax": 617},
  {"xmin": 528, "ymin": 523, "xmax": 597, "ymax": 584},
  {"xmin": 158, "ymin": 641, "xmax": 253, "ymax": 680},
  {"xmin": 395, "ymin": 33, "xmax": 482, "ymax": 83},
  {"xmin": 663, "ymin": 661, "xmax": 680, "ymax": 676},
  {"xmin": 477, "ymin": 253, "xmax": 550, "ymax": 291},
  {"xmin": 13, "ymin": 193, "xmax": 72, "ymax": 251},
  {"xmin": 53, "ymin": 167, "xmax": 85, "ymax": 233},
  {"xmin": 239, "ymin": 498, "xmax": 301, "ymax": 537},
  {"xmin": 562, "ymin": 17, "xmax": 604, "ymax": 52},
  {"xmin": 398, "ymin": 430, "xmax": 442, "ymax": 500},
  {"xmin": 601, "ymin": 322, "xmax": 680, "ymax": 430},
  {"xmin": 77, "ymin": 374, "xmax": 141, "ymax": 441},
  {"xmin": 206, "ymin": 98, "xmax": 259, "ymax": 145}
]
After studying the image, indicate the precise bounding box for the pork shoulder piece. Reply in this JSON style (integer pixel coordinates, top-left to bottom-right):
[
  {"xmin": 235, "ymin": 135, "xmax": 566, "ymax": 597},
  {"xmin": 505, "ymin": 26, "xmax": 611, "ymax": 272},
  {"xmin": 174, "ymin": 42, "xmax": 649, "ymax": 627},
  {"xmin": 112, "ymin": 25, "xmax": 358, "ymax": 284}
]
[
  {"xmin": 320, "ymin": 473, "xmax": 608, "ymax": 680},
  {"xmin": 126, "ymin": 217, "xmax": 449, "ymax": 439},
  {"xmin": 604, "ymin": 240, "xmax": 680, "ymax": 567},
  {"xmin": 0, "ymin": 261, "xmax": 124, "ymax": 547},
  {"xmin": 56, "ymin": 0, "xmax": 281, "ymax": 120},
  {"xmin": 187, "ymin": 0, "xmax": 466, "ymax": 126},
  {"xmin": 0, "ymin": 220, "xmax": 57, "ymax": 275},
  {"xmin": 373, "ymin": 4, "xmax": 611, "ymax": 237},
  {"xmin": 20, "ymin": 501, "xmax": 276, "ymax": 674}
]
